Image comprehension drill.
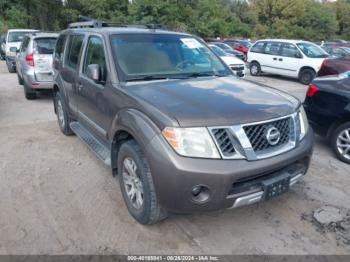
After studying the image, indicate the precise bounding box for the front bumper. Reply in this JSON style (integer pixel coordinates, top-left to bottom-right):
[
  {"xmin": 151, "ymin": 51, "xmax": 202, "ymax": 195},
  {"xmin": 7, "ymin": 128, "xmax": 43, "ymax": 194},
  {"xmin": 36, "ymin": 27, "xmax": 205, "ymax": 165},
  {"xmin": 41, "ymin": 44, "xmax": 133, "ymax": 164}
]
[{"xmin": 145, "ymin": 129, "xmax": 314, "ymax": 213}]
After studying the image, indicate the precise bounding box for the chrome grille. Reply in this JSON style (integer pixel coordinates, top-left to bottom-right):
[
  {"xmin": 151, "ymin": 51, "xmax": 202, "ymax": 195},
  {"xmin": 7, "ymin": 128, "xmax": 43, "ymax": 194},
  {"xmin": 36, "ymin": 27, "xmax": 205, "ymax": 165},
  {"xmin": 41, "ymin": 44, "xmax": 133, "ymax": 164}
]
[
  {"xmin": 211, "ymin": 128, "xmax": 236, "ymax": 157},
  {"xmin": 243, "ymin": 117, "xmax": 293, "ymax": 153}
]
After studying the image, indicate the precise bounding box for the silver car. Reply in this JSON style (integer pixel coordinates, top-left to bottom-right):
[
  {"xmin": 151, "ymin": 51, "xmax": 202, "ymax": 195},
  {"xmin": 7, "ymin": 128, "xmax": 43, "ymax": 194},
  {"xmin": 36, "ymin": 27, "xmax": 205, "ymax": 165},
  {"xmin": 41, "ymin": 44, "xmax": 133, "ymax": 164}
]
[{"xmin": 16, "ymin": 32, "xmax": 58, "ymax": 100}]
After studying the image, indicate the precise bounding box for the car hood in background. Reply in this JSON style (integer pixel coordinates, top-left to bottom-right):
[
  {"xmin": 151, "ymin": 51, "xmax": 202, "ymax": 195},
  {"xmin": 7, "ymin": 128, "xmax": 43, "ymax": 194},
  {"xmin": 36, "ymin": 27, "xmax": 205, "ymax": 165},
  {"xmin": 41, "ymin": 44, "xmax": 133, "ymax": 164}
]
[
  {"xmin": 221, "ymin": 56, "xmax": 245, "ymax": 66},
  {"xmin": 125, "ymin": 76, "xmax": 300, "ymax": 127}
]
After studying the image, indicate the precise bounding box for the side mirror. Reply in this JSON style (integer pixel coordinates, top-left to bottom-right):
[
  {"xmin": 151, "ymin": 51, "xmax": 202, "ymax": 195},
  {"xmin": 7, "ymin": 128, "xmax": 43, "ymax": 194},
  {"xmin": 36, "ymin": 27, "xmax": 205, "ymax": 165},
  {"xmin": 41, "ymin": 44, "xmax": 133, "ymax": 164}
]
[
  {"xmin": 10, "ymin": 47, "xmax": 18, "ymax": 53},
  {"xmin": 87, "ymin": 64, "xmax": 101, "ymax": 82},
  {"xmin": 295, "ymin": 52, "xmax": 303, "ymax": 59}
]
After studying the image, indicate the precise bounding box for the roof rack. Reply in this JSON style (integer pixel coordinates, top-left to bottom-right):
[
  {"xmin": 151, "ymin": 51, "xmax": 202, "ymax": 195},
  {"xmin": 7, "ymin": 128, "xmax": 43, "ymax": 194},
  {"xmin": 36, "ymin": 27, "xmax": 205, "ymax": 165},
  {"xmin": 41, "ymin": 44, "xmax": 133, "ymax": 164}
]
[{"xmin": 68, "ymin": 15, "xmax": 167, "ymax": 30}]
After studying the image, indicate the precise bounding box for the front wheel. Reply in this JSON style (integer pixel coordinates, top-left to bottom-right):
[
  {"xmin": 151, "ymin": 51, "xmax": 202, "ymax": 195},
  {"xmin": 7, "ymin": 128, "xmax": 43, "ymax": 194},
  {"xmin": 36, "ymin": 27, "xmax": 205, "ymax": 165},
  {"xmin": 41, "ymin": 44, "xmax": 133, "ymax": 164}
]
[
  {"xmin": 117, "ymin": 140, "xmax": 167, "ymax": 224},
  {"xmin": 250, "ymin": 61, "xmax": 261, "ymax": 76},
  {"xmin": 299, "ymin": 68, "xmax": 315, "ymax": 85},
  {"xmin": 331, "ymin": 122, "xmax": 350, "ymax": 164}
]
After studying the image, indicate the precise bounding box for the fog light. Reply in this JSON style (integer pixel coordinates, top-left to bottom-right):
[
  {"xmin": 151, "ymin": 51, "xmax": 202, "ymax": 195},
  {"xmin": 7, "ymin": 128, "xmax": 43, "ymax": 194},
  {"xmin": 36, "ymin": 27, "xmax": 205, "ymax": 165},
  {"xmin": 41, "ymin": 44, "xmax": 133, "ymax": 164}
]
[{"xmin": 191, "ymin": 185, "xmax": 210, "ymax": 203}]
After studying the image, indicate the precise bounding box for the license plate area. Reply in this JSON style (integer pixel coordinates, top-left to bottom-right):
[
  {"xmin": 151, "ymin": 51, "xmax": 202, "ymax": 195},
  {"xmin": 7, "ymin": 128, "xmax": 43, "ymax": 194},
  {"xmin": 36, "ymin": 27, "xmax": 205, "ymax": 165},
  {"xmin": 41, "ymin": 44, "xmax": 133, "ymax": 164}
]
[{"xmin": 262, "ymin": 173, "xmax": 290, "ymax": 200}]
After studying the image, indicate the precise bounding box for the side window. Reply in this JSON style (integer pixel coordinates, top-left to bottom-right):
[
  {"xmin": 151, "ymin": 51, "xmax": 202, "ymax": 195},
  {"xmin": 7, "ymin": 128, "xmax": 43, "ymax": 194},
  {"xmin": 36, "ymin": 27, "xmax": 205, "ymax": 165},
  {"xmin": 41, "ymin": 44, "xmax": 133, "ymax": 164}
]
[
  {"xmin": 251, "ymin": 42, "xmax": 265, "ymax": 53},
  {"xmin": 55, "ymin": 34, "xmax": 67, "ymax": 61},
  {"xmin": 83, "ymin": 36, "xmax": 106, "ymax": 80},
  {"xmin": 281, "ymin": 43, "xmax": 300, "ymax": 58},
  {"xmin": 265, "ymin": 42, "xmax": 282, "ymax": 55},
  {"xmin": 65, "ymin": 34, "xmax": 84, "ymax": 69},
  {"xmin": 20, "ymin": 37, "xmax": 30, "ymax": 52}
]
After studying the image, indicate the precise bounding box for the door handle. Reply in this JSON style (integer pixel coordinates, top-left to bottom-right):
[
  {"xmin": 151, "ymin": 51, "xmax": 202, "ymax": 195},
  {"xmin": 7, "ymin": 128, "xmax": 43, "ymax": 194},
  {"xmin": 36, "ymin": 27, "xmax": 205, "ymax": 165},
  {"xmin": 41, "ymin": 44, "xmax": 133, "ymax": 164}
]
[
  {"xmin": 279, "ymin": 58, "xmax": 283, "ymax": 61},
  {"xmin": 273, "ymin": 57, "xmax": 277, "ymax": 60}
]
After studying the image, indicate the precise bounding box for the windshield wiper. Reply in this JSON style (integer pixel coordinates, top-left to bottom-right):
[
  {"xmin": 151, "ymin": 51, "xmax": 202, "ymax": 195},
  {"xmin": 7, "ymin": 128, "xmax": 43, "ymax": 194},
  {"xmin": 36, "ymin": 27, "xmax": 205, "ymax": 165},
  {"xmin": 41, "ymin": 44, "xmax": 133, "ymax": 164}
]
[
  {"xmin": 185, "ymin": 72, "xmax": 227, "ymax": 78},
  {"xmin": 126, "ymin": 76, "xmax": 169, "ymax": 82}
]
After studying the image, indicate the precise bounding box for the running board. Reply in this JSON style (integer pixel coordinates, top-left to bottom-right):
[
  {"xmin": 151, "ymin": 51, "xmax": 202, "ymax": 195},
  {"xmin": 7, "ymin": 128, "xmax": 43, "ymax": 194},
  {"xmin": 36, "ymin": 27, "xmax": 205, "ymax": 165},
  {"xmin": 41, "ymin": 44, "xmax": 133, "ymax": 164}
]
[{"xmin": 70, "ymin": 122, "xmax": 111, "ymax": 166}]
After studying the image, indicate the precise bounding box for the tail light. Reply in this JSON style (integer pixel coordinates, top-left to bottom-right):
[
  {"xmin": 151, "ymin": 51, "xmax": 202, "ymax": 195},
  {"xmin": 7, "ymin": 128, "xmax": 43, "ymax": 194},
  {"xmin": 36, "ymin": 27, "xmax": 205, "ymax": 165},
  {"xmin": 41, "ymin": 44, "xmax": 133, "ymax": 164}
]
[
  {"xmin": 25, "ymin": 53, "xmax": 34, "ymax": 66},
  {"xmin": 321, "ymin": 58, "xmax": 328, "ymax": 68},
  {"xmin": 306, "ymin": 83, "xmax": 318, "ymax": 97}
]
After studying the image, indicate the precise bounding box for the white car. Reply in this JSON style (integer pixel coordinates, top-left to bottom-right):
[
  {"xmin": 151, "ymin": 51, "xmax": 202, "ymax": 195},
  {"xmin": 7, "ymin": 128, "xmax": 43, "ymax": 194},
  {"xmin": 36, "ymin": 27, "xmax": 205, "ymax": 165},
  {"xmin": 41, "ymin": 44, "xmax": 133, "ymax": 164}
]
[
  {"xmin": 2, "ymin": 29, "xmax": 38, "ymax": 73},
  {"xmin": 209, "ymin": 44, "xmax": 246, "ymax": 77},
  {"xmin": 247, "ymin": 39, "xmax": 329, "ymax": 84}
]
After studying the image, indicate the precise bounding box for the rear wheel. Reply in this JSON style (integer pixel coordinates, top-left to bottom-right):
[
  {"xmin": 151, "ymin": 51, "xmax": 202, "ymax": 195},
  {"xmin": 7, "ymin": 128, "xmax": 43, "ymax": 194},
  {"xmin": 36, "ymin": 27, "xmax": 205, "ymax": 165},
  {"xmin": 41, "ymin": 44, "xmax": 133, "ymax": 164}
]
[
  {"xmin": 299, "ymin": 68, "xmax": 315, "ymax": 85},
  {"xmin": 250, "ymin": 61, "xmax": 261, "ymax": 76},
  {"xmin": 331, "ymin": 122, "xmax": 350, "ymax": 164},
  {"xmin": 117, "ymin": 140, "xmax": 167, "ymax": 224},
  {"xmin": 24, "ymin": 83, "xmax": 36, "ymax": 100},
  {"xmin": 17, "ymin": 73, "xmax": 24, "ymax": 85},
  {"xmin": 54, "ymin": 92, "xmax": 74, "ymax": 136}
]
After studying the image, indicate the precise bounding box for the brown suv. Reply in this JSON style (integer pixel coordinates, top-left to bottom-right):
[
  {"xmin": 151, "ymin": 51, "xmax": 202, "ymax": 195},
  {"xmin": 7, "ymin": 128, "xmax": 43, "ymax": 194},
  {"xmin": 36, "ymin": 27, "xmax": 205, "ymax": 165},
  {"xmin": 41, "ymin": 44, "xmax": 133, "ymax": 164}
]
[{"xmin": 52, "ymin": 20, "xmax": 314, "ymax": 224}]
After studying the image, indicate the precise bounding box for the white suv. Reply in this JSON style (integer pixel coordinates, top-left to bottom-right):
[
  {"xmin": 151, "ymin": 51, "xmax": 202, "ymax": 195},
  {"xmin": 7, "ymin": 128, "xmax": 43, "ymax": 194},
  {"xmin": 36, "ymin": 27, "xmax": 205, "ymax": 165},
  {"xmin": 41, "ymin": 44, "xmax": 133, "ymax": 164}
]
[{"xmin": 247, "ymin": 39, "xmax": 329, "ymax": 84}]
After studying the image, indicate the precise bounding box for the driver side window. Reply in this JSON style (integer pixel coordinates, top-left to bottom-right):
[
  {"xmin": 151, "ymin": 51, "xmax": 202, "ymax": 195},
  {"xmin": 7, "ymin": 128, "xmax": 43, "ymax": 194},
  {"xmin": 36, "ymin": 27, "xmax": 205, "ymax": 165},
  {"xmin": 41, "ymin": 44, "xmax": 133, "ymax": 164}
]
[{"xmin": 83, "ymin": 36, "xmax": 106, "ymax": 80}]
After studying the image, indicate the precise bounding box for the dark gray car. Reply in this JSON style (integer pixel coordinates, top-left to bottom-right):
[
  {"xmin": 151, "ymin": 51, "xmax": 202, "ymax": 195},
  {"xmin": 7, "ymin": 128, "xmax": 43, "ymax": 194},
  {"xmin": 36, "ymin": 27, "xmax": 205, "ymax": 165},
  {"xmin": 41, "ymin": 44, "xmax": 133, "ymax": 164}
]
[{"xmin": 53, "ymin": 22, "xmax": 314, "ymax": 224}]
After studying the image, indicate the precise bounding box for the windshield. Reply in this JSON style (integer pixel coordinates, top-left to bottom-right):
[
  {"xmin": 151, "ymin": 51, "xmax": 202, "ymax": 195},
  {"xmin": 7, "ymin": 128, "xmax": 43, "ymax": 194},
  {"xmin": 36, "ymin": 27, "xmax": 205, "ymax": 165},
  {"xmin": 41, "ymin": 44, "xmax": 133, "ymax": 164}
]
[
  {"xmin": 34, "ymin": 37, "xmax": 57, "ymax": 54},
  {"xmin": 110, "ymin": 34, "xmax": 231, "ymax": 82},
  {"xmin": 297, "ymin": 42, "xmax": 328, "ymax": 58},
  {"xmin": 8, "ymin": 31, "xmax": 30, "ymax": 43},
  {"xmin": 209, "ymin": 45, "xmax": 226, "ymax": 57}
]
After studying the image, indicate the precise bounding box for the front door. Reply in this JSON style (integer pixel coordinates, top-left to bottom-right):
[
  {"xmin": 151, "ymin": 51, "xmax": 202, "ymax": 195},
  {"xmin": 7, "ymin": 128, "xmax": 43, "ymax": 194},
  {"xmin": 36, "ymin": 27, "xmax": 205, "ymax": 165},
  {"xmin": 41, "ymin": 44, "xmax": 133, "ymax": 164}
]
[
  {"xmin": 77, "ymin": 35, "xmax": 110, "ymax": 141},
  {"xmin": 277, "ymin": 43, "xmax": 301, "ymax": 78}
]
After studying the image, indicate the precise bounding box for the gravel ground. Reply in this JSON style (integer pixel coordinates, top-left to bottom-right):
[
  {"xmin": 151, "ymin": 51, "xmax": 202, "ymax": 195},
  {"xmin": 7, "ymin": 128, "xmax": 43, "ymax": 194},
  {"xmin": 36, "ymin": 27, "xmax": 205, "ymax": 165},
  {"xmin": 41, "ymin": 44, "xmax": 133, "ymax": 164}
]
[{"xmin": 0, "ymin": 61, "xmax": 349, "ymax": 255}]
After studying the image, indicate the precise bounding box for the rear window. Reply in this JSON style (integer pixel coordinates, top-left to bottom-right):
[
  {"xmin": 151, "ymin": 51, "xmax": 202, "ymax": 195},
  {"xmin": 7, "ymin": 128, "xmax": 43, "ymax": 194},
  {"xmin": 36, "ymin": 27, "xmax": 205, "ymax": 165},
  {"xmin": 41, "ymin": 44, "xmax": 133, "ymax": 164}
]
[
  {"xmin": 34, "ymin": 37, "xmax": 57, "ymax": 54},
  {"xmin": 251, "ymin": 42, "xmax": 265, "ymax": 53}
]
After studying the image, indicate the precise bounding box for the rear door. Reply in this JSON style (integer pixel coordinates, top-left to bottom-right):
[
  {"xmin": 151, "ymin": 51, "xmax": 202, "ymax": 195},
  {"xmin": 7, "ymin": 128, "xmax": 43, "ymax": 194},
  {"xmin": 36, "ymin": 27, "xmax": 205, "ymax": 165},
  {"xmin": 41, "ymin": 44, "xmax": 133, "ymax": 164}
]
[
  {"xmin": 33, "ymin": 37, "xmax": 57, "ymax": 82},
  {"xmin": 261, "ymin": 41, "xmax": 283, "ymax": 74},
  {"xmin": 61, "ymin": 34, "xmax": 85, "ymax": 114}
]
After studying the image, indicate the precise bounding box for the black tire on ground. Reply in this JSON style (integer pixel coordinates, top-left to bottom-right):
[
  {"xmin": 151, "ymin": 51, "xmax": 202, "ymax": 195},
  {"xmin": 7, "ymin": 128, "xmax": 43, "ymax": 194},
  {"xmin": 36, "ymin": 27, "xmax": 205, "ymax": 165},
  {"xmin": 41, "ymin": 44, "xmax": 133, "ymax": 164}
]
[
  {"xmin": 299, "ymin": 68, "xmax": 315, "ymax": 85},
  {"xmin": 54, "ymin": 92, "xmax": 74, "ymax": 136},
  {"xmin": 117, "ymin": 140, "xmax": 167, "ymax": 224},
  {"xmin": 24, "ymin": 83, "xmax": 37, "ymax": 100},
  {"xmin": 330, "ymin": 122, "xmax": 350, "ymax": 164},
  {"xmin": 6, "ymin": 62, "xmax": 16, "ymax": 73},
  {"xmin": 17, "ymin": 73, "xmax": 24, "ymax": 85},
  {"xmin": 250, "ymin": 61, "xmax": 261, "ymax": 76}
]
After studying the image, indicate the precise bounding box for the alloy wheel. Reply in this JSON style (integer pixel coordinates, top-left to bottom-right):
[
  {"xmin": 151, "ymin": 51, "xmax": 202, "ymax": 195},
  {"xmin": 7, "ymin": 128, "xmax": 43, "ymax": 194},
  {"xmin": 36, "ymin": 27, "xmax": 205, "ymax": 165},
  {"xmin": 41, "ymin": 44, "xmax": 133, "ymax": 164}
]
[
  {"xmin": 57, "ymin": 99, "xmax": 65, "ymax": 129},
  {"xmin": 122, "ymin": 157, "xmax": 144, "ymax": 209},
  {"xmin": 336, "ymin": 128, "xmax": 350, "ymax": 160}
]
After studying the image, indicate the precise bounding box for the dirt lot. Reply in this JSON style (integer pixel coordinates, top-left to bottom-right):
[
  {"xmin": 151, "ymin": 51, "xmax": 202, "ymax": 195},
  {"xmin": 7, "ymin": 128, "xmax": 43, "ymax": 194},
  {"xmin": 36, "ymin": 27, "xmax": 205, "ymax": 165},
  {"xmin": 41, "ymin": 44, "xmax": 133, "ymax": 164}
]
[{"xmin": 0, "ymin": 61, "xmax": 349, "ymax": 255}]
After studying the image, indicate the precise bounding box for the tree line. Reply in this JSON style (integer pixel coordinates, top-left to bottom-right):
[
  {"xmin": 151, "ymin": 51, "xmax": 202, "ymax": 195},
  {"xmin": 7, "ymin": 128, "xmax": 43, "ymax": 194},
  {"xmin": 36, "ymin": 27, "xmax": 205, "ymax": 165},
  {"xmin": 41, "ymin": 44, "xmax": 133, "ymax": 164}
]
[{"xmin": 1, "ymin": 0, "xmax": 350, "ymax": 41}]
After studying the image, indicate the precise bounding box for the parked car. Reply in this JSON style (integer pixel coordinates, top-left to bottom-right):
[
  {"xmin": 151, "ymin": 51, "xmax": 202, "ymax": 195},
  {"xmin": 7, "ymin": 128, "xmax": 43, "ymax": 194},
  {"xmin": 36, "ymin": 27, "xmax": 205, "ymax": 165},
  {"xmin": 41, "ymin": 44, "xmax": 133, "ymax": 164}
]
[
  {"xmin": 15, "ymin": 32, "xmax": 58, "ymax": 100},
  {"xmin": 3, "ymin": 29, "xmax": 38, "ymax": 73},
  {"xmin": 208, "ymin": 42, "xmax": 245, "ymax": 60},
  {"xmin": 304, "ymin": 72, "xmax": 350, "ymax": 163},
  {"xmin": 317, "ymin": 56, "xmax": 350, "ymax": 77},
  {"xmin": 208, "ymin": 44, "xmax": 246, "ymax": 77},
  {"xmin": 322, "ymin": 46, "xmax": 350, "ymax": 59},
  {"xmin": 53, "ymin": 20, "xmax": 313, "ymax": 224},
  {"xmin": 0, "ymin": 33, "xmax": 6, "ymax": 60},
  {"xmin": 223, "ymin": 39, "xmax": 252, "ymax": 55},
  {"xmin": 248, "ymin": 39, "xmax": 329, "ymax": 84}
]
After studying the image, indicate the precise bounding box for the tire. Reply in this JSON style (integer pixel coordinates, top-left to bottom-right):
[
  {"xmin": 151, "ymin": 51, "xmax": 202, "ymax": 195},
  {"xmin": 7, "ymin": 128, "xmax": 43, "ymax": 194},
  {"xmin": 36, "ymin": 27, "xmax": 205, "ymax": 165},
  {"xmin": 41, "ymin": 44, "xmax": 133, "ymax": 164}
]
[
  {"xmin": 250, "ymin": 61, "xmax": 261, "ymax": 76},
  {"xmin": 54, "ymin": 92, "xmax": 74, "ymax": 136},
  {"xmin": 6, "ymin": 62, "xmax": 16, "ymax": 73},
  {"xmin": 24, "ymin": 83, "xmax": 37, "ymax": 100},
  {"xmin": 117, "ymin": 140, "xmax": 167, "ymax": 224},
  {"xmin": 17, "ymin": 73, "xmax": 24, "ymax": 85},
  {"xmin": 299, "ymin": 68, "xmax": 315, "ymax": 85},
  {"xmin": 330, "ymin": 122, "xmax": 350, "ymax": 164}
]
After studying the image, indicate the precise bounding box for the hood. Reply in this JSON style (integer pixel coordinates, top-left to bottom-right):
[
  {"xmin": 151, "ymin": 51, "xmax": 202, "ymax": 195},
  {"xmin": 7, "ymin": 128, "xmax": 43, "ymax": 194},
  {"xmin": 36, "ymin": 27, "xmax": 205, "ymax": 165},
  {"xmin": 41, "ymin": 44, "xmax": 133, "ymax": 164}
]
[
  {"xmin": 221, "ymin": 56, "xmax": 245, "ymax": 66},
  {"xmin": 5, "ymin": 42, "xmax": 21, "ymax": 52},
  {"xmin": 126, "ymin": 76, "xmax": 300, "ymax": 127}
]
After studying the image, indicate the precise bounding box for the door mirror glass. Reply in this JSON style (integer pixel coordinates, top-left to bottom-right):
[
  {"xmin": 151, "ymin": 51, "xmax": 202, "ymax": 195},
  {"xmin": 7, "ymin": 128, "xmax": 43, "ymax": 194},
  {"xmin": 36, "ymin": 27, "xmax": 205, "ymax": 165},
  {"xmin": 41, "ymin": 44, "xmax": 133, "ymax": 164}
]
[{"xmin": 87, "ymin": 64, "xmax": 101, "ymax": 82}]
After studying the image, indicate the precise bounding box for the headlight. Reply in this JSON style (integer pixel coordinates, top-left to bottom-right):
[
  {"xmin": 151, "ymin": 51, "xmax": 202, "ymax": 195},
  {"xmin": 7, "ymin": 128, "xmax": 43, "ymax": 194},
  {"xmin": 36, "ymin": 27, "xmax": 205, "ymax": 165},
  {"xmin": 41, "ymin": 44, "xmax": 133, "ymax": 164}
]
[
  {"xmin": 162, "ymin": 127, "xmax": 220, "ymax": 158},
  {"xmin": 298, "ymin": 106, "xmax": 309, "ymax": 140}
]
